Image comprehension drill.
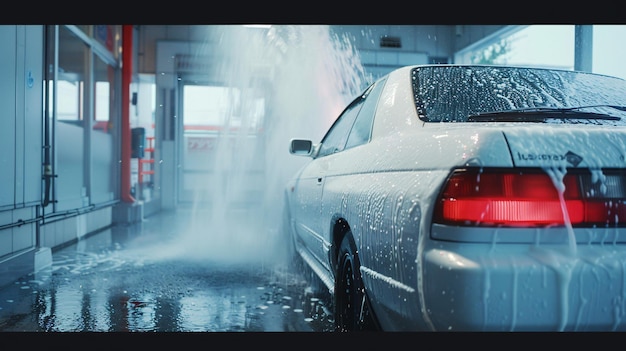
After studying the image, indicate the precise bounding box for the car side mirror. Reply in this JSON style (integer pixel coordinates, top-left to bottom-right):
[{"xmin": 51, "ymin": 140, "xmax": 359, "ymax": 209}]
[{"xmin": 289, "ymin": 139, "xmax": 313, "ymax": 156}]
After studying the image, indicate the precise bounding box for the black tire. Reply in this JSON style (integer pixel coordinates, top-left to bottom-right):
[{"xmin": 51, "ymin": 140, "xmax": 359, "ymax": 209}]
[{"xmin": 334, "ymin": 232, "xmax": 378, "ymax": 332}]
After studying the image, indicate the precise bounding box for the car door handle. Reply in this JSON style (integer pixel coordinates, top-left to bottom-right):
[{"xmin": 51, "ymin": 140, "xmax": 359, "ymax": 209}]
[{"xmin": 317, "ymin": 177, "xmax": 322, "ymax": 183}]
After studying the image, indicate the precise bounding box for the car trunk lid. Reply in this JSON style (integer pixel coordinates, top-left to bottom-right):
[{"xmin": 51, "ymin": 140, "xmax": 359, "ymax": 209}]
[{"xmin": 503, "ymin": 125, "xmax": 626, "ymax": 169}]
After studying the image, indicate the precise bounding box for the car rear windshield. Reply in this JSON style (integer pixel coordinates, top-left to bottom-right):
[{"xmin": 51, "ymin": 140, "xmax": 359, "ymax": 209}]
[{"xmin": 412, "ymin": 65, "xmax": 626, "ymax": 124}]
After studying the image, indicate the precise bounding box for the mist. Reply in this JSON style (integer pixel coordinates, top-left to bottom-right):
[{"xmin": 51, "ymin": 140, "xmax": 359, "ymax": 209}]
[{"xmin": 148, "ymin": 25, "xmax": 372, "ymax": 266}]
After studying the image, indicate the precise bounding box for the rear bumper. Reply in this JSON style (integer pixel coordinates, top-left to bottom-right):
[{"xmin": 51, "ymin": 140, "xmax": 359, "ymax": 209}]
[{"xmin": 422, "ymin": 239, "xmax": 626, "ymax": 331}]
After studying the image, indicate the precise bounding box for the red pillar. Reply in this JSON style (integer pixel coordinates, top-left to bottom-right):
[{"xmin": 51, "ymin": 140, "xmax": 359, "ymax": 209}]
[{"xmin": 121, "ymin": 25, "xmax": 136, "ymax": 203}]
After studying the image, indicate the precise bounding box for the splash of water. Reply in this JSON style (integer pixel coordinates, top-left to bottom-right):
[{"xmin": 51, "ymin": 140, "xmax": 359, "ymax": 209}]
[
  {"xmin": 177, "ymin": 25, "xmax": 372, "ymax": 265},
  {"xmin": 544, "ymin": 166, "xmax": 577, "ymax": 256}
]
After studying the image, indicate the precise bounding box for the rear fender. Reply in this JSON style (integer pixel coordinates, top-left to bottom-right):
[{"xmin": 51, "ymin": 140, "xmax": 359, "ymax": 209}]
[{"xmin": 329, "ymin": 216, "xmax": 350, "ymax": 278}]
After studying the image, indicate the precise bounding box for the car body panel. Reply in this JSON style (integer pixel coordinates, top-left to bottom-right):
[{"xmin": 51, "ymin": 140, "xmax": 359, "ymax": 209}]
[{"xmin": 290, "ymin": 157, "xmax": 329, "ymax": 273}]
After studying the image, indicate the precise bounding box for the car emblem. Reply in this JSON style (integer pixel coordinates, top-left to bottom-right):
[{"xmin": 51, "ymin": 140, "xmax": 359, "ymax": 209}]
[{"xmin": 565, "ymin": 151, "xmax": 583, "ymax": 167}]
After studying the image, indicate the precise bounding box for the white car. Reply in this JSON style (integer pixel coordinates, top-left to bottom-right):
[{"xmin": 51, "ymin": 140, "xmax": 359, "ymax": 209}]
[{"xmin": 282, "ymin": 64, "xmax": 626, "ymax": 331}]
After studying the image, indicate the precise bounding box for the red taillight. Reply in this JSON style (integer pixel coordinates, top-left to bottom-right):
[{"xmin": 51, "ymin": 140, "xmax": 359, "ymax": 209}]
[{"xmin": 433, "ymin": 168, "xmax": 626, "ymax": 227}]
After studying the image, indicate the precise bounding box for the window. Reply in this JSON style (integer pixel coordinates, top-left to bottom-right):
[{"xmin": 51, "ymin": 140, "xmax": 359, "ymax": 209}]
[
  {"xmin": 94, "ymin": 54, "xmax": 115, "ymax": 132},
  {"xmin": 592, "ymin": 25, "xmax": 626, "ymax": 80},
  {"xmin": 317, "ymin": 81, "xmax": 382, "ymax": 157},
  {"xmin": 455, "ymin": 25, "xmax": 575, "ymax": 70},
  {"xmin": 57, "ymin": 26, "xmax": 89, "ymax": 122},
  {"xmin": 183, "ymin": 85, "xmax": 242, "ymax": 129},
  {"xmin": 317, "ymin": 94, "xmax": 366, "ymax": 157},
  {"xmin": 504, "ymin": 25, "xmax": 574, "ymax": 70},
  {"xmin": 345, "ymin": 77, "xmax": 386, "ymax": 150},
  {"xmin": 456, "ymin": 25, "xmax": 626, "ymax": 82}
]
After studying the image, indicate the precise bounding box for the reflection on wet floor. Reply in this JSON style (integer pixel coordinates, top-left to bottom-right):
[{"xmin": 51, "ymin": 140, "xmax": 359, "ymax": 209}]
[{"xmin": 0, "ymin": 208, "xmax": 335, "ymax": 332}]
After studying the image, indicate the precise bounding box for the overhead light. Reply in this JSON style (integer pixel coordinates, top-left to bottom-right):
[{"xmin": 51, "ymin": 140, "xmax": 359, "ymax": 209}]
[{"xmin": 243, "ymin": 25, "xmax": 272, "ymax": 29}]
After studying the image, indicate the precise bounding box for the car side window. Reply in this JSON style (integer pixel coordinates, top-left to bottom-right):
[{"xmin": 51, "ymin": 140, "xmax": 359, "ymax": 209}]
[
  {"xmin": 317, "ymin": 90, "xmax": 367, "ymax": 158},
  {"xmin": 345, "ymin": 77, "xmax": 386, "ymax": 150}
]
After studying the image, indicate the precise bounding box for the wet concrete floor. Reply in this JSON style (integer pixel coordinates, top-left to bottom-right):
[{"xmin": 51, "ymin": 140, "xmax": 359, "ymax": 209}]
[{"xmin": 0, "ymin": 206, "xmax": 335, "ymax": 333}]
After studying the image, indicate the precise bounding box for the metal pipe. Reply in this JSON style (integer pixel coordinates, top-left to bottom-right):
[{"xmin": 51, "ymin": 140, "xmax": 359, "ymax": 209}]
[{"xmin": 42, "ymin": 26, "xmax": 52, "ymax": 208}]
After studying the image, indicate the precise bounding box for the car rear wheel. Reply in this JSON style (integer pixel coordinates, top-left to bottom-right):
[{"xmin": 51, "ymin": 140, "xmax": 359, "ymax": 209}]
[{"xmin": 334, "ymin": 232, "xmax": 378, "ymax": 331}]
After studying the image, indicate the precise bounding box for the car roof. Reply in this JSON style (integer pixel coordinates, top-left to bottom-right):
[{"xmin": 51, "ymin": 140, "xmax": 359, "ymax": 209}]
[{"xmin": 370, "ymin": 66, "xmax": 418, "ymax": 139}]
